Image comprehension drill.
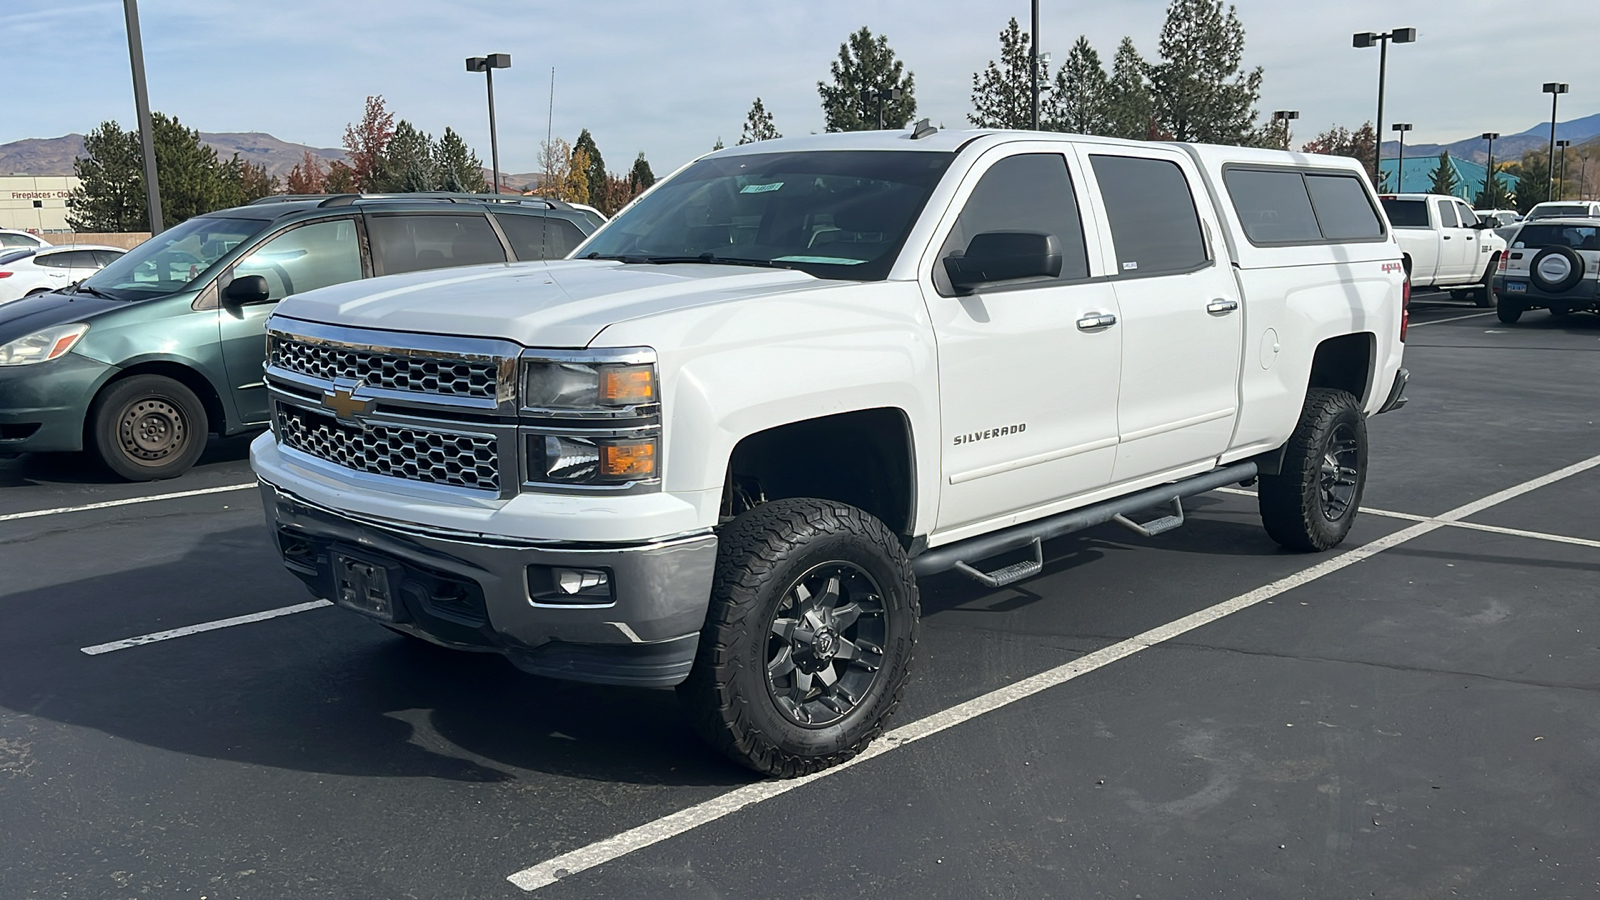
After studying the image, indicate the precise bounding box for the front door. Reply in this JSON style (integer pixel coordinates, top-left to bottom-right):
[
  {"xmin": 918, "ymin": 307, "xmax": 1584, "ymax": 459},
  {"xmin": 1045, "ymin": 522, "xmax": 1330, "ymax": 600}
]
[
  {"xmin": 1077, "ymin": 147, "xmax": 1245, "ymax": 483},
  {"xmin": 219, "ymin": 217, "xmax": 367, "ymax": 423},
  {"xmin": 1434, "ymin": 197, "xmax": 1473, "ymax": 281},
  {"xmin": 923, "ymin": 147, "xmax": 1122, "ymax": 537}
]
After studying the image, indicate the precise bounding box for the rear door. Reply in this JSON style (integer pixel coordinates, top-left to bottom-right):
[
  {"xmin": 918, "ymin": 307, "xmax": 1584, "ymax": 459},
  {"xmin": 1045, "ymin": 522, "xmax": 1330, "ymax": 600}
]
[
  {"xmin": 923, "ymin": 146, "xmax": 1123, "ymax": 535},
  {"xmin": 218, "ymin": 216, "xmax": 369, "ymax": 423},
  {"xmin": 1077, "ymin": 146, "xmax": 1245, "ymax": 483},
  {"xmin": 30, "ymin": 251, "xmax": 77, "ymax": 290}
]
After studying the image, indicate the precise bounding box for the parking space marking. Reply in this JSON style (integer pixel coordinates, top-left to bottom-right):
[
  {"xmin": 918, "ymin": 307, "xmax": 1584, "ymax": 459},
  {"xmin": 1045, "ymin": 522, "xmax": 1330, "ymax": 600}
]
[
  {"xmin": 1407, "ymin": 311, "xmax": 1494, "ymax": 328},
  {"xmin": 0, "ymin": 482, "xmax": 257, "ymax": 523},
  {"xmin": 505, "ymin": 452, "xmax": 1600, "ymax": 892},
  {"xmin": 1215, "ymin": 487, "xmax": 1600, "ymax": 551},
  {"xmin": 79, "ymin": 600, "xmax": 333, "ymax": 656}
]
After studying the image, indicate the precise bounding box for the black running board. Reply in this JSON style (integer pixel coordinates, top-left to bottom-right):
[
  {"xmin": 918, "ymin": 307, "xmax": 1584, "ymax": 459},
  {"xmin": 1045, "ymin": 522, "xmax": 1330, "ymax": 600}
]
[{"xmin": 911, "ymin": 462, "xmax": 1259, "ymax": 582}]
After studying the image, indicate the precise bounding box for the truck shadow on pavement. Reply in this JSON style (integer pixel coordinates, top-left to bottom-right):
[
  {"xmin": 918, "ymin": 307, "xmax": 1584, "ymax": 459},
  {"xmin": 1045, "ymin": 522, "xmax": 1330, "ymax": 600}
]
[{"xmin": 0, "ymin": 525, "xmax": 753, "ymax": 789}]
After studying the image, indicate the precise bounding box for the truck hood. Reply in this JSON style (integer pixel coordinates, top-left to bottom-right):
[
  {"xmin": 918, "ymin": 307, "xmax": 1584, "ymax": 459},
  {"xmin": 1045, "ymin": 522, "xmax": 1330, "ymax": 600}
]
[{"xmin": 271, "ymin": 259, "xmax": 827, "ymax": 348}]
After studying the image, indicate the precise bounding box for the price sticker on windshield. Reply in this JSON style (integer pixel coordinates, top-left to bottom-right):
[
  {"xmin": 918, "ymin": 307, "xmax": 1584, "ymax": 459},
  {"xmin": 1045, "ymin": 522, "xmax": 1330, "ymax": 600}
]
[{"xmin": 740, "ymin": 182, "xmax": 784, "ymax": 194}]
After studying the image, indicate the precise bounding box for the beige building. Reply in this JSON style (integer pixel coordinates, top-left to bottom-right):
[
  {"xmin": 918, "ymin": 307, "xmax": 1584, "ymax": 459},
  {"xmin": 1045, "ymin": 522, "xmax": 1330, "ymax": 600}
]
[{"xmin": 1, "ymin": 175, "xmax": 81, "ymax": 234}]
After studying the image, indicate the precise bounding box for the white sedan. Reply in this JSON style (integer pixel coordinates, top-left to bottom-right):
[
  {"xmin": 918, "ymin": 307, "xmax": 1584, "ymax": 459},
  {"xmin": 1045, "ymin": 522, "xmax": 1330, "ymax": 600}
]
[
  {"xmin": 0, "ymin": 229, "xmax": 52, "ymax": 251},
  {"xmin": 0, "ymin": 244, "xmax": 124, "ymax": 305}
]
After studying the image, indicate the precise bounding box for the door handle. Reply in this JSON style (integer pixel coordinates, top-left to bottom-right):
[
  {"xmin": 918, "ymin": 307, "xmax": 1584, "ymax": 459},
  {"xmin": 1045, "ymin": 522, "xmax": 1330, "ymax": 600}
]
[
  {"xmin": 1442, "ymin": 235, "xmax": 1452, "ymax": 240},
  {"xmin": 1206, "ymin": 298, "xmax": 1239, "ymax": 314},
  {"xmin": 1076, "ymin": 312, "xmax": 1117, "ymax": 331}
]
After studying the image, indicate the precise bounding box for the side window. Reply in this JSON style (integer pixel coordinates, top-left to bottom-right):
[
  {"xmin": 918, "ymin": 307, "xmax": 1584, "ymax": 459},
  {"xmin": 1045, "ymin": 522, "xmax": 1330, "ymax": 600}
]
[
  {"xmin": 1435, "ymin": 200, "xmax": 1460, "ymax": 229},
  {"xmin": 369, "ymin": 214, "xmax": 506, "ymax": 275},
  {"xmin": 34, "ymin": 253, "xmax": 72, "ymax": 269},
  {"xmin": 233, "ymin": 218, "xmax": 363, "ymax": 302},
  {"xmin": 934, "ymin": 152, "xmax": 1089, "ymax": 294},
  {"xmin": 92, "ymin": 250, "xmax": 124, "ymax": 267},
  {"xmin": 1303, "ymin": 174, "xmax": 1385, "ymax": 240},
  {"xmin": 57, "ymin": 250, "xmax": 97, "ymax": 268},
  {"xmin": 1090, "ymin": 154, "xmax": 1208, "ymax": 276},
  {"xmin": 0, "ymin": 234, "xmax": 35, "ymax": 248},
  {"xmin": 1223, "ymin": 168, "xmax": 1320, "ymax": 243},
  {"xmin": 1454, "ymin": 202, "xmax": 1479, "ymax": 227},
  {"xmin": 496, "ymin": 213, "xmax": 589, "ymax": 260}
]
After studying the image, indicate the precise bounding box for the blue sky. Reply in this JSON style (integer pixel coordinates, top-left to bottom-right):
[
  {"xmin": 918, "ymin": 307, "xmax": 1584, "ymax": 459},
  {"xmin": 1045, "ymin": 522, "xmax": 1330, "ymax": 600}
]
[{"xmin": 6, "ymin": 0, "xmax": 1597, "ymax": 176}]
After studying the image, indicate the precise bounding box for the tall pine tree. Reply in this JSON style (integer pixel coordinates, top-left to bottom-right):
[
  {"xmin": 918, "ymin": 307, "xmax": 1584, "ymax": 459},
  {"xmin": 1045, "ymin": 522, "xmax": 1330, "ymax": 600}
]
[
  {"xmin": 969, "ymin": 18, "xmax": 1046, "ymax": 129},
  {"xmin": 433, "ymin": 127, "xmax": 486, "ymax": 192},
  {"xmin": 1104, "ymin": 38, "xmax": 1154, "ymax": 140},
  {"xmin": 574, "ymin": 130, "xmax": 606, "ymax": 203},
  {"xmin": 739, "ymin": 98, "xmax": 782, "ymax": 144},
  {"xmin": 1428, "ymin": 152, "xmax": 1460, "ymax": 197},
  {"xmin": 1147, "ymin": 0, "xmax": 1263, "ymax": 145},
  {"xmin": 1048, "ymin": 37, "xmax": 1110, "ymax": 134},
  {"xmin": 67, "ymin": 121, "xmax": 144, "ymax": 232},
  {"xmin": 382, "ymin": 121, "xmax": 436, "ymax": 193},
  {"xmin": 628, "ymin": 153, "xmax": 655, "ymax": 193},
  {"xmin": 817, "ymin": 27, "xmax": 916, "ymax": 131}
]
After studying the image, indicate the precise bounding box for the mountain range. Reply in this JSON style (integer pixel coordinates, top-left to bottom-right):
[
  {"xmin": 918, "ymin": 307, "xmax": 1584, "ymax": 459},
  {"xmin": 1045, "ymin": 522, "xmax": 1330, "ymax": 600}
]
[{"xmin": 1376, "ymin": 112, "xmax": 1600, "ymax": 163}]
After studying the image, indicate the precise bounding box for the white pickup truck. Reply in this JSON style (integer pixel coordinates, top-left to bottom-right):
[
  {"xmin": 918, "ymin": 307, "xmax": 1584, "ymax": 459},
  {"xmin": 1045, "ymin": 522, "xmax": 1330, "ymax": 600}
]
[
  {"xmin": 1378, "ymin": 193, "xmax": 1506, "ymax": 305},
  {"xmin": 251, "ymin": 130, "xmax": 1408, "ymax": 776}
]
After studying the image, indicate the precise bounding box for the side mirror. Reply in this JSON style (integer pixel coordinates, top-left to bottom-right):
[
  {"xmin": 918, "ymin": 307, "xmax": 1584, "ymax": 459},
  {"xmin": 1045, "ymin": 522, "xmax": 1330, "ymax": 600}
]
[
  {"xmin": 1469, "ymin": 220, "xmax": 1493, "ymax": 230},
  {"xmin": 943, "ymin": 231, "xmax": 1062, "ymax": 291},
  {"xmin": 223, "ymin": 274, "xmax": 272, "ymax": 305}
]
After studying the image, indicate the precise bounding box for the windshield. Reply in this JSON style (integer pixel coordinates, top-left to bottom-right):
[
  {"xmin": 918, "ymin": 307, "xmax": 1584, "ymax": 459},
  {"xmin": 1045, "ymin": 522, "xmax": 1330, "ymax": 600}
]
[
  {"xmin": 1514, "ymin": 223, "xmax": 1599, "ymax": 250},
  {"xmin": 79, "ymin": 216, "xmax": 269, "ymax": 300},
  {"xmin": 1379, "ymin": 198, "xmax": 1430, "ymax": 228},
  {"xmin": 1528, "ymin": 204, "xmax": 1589, "ymax": 220},
  {"xmin": 580, "ymin": 150, "xmax": 955, "ymax": 281}
]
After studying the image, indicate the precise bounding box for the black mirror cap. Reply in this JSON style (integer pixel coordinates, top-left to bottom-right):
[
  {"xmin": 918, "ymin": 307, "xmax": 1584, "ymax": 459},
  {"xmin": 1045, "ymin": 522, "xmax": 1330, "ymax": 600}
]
[
  {"xmin": 224, "ymin": 274, "xmax": 272, "ymax": 305},
  {"xmin": 944, "ymin": 232, "xmax": 1063, "ymax": 291}
]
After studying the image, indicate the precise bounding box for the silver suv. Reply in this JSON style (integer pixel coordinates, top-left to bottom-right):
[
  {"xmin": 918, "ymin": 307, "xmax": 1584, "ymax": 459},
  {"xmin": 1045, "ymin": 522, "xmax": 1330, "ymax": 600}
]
[{"xmin": 1494, "ymin": 217, "xmax": 1600, "ymax": 323}]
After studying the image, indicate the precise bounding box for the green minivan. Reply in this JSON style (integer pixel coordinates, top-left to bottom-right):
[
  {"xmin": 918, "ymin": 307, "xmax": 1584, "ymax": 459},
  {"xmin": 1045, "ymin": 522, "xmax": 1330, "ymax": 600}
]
[{"xmin": 0, "ymin": 194, "xmax": 595, "ymax": 480}]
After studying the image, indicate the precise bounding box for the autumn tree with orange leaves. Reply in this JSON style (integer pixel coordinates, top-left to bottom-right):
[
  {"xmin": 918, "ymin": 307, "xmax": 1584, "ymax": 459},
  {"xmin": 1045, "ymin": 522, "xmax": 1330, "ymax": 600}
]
[{"xmin": 342, "ymin": 95, "xmax": 396, "ymax": 191}]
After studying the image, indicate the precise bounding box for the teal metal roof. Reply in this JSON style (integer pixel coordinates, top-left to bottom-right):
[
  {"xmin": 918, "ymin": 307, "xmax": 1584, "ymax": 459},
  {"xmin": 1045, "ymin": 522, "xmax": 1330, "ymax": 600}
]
[{"xmin": 1379, "ymin": 153, "xmax": 1520, "ymax": 201}]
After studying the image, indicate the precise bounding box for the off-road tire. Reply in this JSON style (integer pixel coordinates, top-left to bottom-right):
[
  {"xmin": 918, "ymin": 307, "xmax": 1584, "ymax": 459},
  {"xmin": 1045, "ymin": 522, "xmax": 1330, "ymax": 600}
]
[
  {"xmin": 1259, "ymin": 388, "xmax": 1367, "ymax": 552},
  {"xmin": 90, "ymin": 374, "xmax": 208, "ymax": 481},
  {"xmin": 1496, "ymin": 298, "xmax": 1524, "ymax": 324},
  {"xmin": 677, "ymin": 498, "xmax": 919, "ymax": 778}
]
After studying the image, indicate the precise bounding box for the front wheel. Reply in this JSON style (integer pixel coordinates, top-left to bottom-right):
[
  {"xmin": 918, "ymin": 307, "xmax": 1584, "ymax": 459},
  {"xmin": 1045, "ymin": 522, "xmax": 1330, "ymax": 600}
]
[
  {"xmin": 1258, "ymin": 388, "xmax": 1367, "ymax": 552},
  {"xmin": 1496, "ymin": 298, "xmax": 1524, "ymax": 324},
  {"xmin": 677, "ymin": 498, "xmax": 919, "ymax": 777},
  {"xmin": 89, "ymin": 374, "xmax": 209, "ymax": 481}
]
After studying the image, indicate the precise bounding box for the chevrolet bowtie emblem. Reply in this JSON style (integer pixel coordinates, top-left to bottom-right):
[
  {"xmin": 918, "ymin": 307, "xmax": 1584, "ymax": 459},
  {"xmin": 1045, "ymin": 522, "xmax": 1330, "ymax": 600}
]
[{"xmin": 322, "ymin": 382, "xmax": 375, "ymax": 421}]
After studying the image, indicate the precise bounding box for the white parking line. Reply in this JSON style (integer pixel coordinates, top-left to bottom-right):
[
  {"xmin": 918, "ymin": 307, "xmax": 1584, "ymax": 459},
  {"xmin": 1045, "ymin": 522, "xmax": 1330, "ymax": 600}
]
[
  {"xmin": 1408, "ymin": 311, "xmax": 1494, "ymax": 328},
  {"xmin": 1215, "ymin": 487, "xmax": 1600, "ymax": 551},
  {"xmin": 79, "ymin": 600, "xmax": 333, "ymax": 656},
  {"xmin": 0, "ymin": 482, "xmax": 257, "ymax": 523},
  {"xmin": 504, "ymin": 452, "xmax": 1600, "ymax": 892}
]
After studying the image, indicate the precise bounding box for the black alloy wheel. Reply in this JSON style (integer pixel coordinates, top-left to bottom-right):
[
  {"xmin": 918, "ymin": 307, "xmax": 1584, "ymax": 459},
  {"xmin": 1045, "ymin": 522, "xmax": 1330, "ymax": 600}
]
[
  {"xmin": 764, "ymin": 561, "xmax": 888, "ymax": 728},
  {"xmin": 1318, "ymin": 422, "xmax": 1361, "ymax": 523},
  {"xmin": 1259, "ymin": 388, "xmax": 1368, "ymax": 552}
]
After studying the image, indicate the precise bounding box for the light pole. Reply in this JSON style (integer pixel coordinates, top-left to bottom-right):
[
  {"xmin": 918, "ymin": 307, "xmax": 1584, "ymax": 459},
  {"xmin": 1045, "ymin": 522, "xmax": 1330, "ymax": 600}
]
[
  {"xmin": 1030, "ymin": 0, "xmax": 1041, "ymax": 130},
  {"xmin": 467, "ymin": 53, "xmax": 511, "ymax": 194},
  {"xmin": 1556, "ymin": 139, "xmax": 1572, "ymax": 199},
  {"xmin": 122, "ymin": 0, "xmax": 163, "ymax": 234},
  {"xmin": 1481, "ymin": 132, "xmax": 1499, "ymax": 207},
  {"xmin": 1353, "ymin": 28, "xmax": 1418, "ymax": 179},
  {"xmin": 1542, "ymin": 82, "xmax": 1568, "ymax": 201},
  {"xmin": 860, "ymin": 87, "xmax": 904, "ymax": 130},
  {"xmin": 1392, "ymin": 123, "xmax": 1412, "ymax": 192},
  {"xmin": 1272, "ymin": 110, "xmax": 1299, "ymax": 150}
]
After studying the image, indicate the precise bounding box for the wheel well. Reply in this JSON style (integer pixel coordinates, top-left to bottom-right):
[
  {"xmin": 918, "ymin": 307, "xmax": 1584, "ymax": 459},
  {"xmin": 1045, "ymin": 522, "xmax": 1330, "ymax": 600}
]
[
  {"xmin": 89, "ymin": 362, "xmax": 224, "ymax": 438},
  {"xmin": 1401, "ymin": 254, "xmax": 1412, "ymax": 277},
  {"xmin": 1307, "ymin": 333, "xmax": 1374, "ymax": 406},
  {"xmin": 723, "ymin": 408, "xmax": 915, "ymax": 542}
]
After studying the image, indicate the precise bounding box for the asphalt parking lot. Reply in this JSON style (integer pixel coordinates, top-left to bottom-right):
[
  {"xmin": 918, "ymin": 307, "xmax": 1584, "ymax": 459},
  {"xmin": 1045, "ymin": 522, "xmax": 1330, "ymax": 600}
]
[{"xmin": 3, "ymin": 293, "xmax": 1598, "ymax": 899}]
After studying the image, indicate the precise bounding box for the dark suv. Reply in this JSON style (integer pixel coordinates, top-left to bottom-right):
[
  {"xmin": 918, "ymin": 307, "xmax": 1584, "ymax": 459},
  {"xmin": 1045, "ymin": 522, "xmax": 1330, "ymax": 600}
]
[{"xmin": 0, "ymin": 193, "xmax": 596, "ymax": 479}]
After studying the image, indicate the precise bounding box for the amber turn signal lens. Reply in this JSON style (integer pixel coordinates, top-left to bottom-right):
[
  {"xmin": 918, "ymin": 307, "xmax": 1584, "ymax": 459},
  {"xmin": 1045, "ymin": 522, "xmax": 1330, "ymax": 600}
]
[
  {"xmin": 600, "ymin": 439, "xmax": 657, "ymax": 479},
  {"xmin": 599, "ymin": 366, "xmax": 655, "ymax": 405}
]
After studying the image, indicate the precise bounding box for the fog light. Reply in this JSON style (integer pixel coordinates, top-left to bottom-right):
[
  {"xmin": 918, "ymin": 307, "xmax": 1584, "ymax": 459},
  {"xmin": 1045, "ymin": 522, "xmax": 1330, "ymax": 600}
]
[
  {"xmin": 556, "ymin": 568, "xmax": 608, "ymax": 595},
  {"xmin": 529, "ymin": 565, "xmax": 615, "ymax": 604}
]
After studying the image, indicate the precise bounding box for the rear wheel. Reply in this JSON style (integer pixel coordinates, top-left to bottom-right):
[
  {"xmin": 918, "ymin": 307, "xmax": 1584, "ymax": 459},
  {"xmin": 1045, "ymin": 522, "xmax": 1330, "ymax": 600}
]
[
  {"xmin": 1496, "ymin": 298, "xmax": 1524, "ymax": 324},
  {"xmin": 1259, "ymin": 389, "xmax": 1367, "ymax": 552},
  {"xmin": 1473, "ymin": 255, "xmax": 1500, "ymax": 307},
  {"xmin": 678, "ymin": 498, "xmax": 918, "ymax": 777},
  {"xmin": 89, "ymin": 374, "xmax": 208, "ymax": 481}
]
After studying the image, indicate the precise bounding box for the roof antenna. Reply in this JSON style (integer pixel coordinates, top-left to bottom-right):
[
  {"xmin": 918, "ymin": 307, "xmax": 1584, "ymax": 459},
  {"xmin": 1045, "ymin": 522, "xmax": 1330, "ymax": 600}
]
[{"xmin": 909, "ymin": 118, "xmax": 938, "ymax": 140}]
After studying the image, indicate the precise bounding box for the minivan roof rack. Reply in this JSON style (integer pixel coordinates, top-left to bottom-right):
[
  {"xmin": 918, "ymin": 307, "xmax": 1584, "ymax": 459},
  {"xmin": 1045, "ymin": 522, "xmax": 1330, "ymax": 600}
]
[{"xmin": 250, "ymin": 192, "xmax": 574, "ymax": 211}]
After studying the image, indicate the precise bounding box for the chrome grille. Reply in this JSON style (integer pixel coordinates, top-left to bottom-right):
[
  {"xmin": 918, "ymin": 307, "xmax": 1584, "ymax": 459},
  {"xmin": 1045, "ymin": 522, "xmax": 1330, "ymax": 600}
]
[
  {"xmin": 270, "ymin": 337, "xmax": 498, "ymax": 400},
  {"xmin": 275, "ymin": 405, "xmax": 500, "ymax": 492}
]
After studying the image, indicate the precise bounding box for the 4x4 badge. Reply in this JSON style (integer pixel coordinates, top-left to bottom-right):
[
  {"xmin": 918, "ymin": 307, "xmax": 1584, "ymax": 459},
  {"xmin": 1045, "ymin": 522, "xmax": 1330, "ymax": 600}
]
[{"xmin": 322, "ymin": 381, "xmax": 375, "ymax": 422}]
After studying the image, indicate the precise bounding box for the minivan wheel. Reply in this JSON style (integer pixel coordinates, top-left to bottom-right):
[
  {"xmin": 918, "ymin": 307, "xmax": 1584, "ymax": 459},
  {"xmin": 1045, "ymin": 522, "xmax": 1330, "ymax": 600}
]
[
  {"xmin": 678, "ymin": 498, "xmax": 918, "ymax": 778},
  {"xmin": 1258, "ymin": 388, "xmax": 1367, "ymax": 552},
  {"xmin": 90, "ymin": 374, "xmax": 208, "ymax": 481}
]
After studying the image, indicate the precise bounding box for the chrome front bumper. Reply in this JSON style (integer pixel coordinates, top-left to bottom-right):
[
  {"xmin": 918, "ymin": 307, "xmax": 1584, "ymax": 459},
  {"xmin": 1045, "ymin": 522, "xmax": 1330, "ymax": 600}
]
[{"xmin": 260, "ymin": 479, "xmax": 717, "ymax": 687}]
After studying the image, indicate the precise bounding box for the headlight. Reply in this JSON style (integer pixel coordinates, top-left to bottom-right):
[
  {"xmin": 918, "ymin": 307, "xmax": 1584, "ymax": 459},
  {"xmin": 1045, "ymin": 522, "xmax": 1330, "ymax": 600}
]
[
  {"xmin": 525, "ymin": 433, "xmax": 659, "ymax": 486},
  {"xmin": 522, "ymin": 358, "xmax": 657, "ymax": 413},
  {"xmin": 0, "ymin": 323, "xmax": 89, "ymax": 367}
]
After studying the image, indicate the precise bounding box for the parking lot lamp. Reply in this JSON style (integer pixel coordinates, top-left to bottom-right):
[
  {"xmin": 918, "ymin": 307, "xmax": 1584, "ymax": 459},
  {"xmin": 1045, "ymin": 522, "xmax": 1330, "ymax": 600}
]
[
  {"xmin": 1481, "ymin": 132, "xmax": 1499, "ymax": 206},
  {"xmin": 467, "ymin": 54, "xmax": 511, "ymax": 193},
  {"xmin": 122, "ymin": 0, "xmax": 163, "ymax": 234},
  {"xmin": 1392, "ymin": 123, "xmax": 1412, "ymax": 192},
  {"xmin": 1353, "ymin": 28, "xmax": 1417, "ymax": 178},
  {"xmin": 859, "ymin": 87, "xmax": 904, "ymax": 130},
  {"xmin": 1542, "ymin": 82, "xmax": 1568, "ymax": 200},
  {"xmin": 1272, "ymin": 110, "xmax": 1299, "ymax": 150}
]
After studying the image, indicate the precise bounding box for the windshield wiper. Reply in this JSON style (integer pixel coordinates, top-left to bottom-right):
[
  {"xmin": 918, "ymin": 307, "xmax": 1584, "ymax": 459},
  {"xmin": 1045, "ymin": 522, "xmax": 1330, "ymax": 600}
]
[
  {"xmin": 67, "ymin": 283, "xmax": 117, "ymax": 300},
  {"xmin": 584, "ymin": 253, "xmax": 652, "ymax": 264},
  {"xmin": 640, "ymin": 253, "xmax": 797, "ymax": 269}
]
